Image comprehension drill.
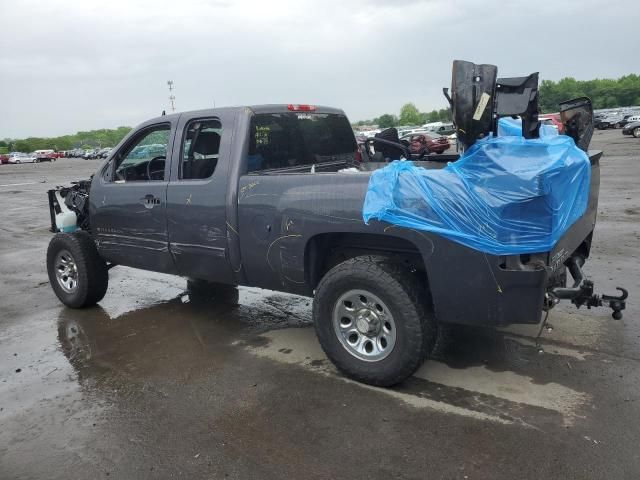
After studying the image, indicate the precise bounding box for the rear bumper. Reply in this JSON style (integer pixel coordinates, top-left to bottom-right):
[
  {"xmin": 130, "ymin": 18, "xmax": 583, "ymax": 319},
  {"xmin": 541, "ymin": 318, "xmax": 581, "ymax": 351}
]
[{"xmin": 433, "ymin": 151, "xmax": 601, "ymax": 327}]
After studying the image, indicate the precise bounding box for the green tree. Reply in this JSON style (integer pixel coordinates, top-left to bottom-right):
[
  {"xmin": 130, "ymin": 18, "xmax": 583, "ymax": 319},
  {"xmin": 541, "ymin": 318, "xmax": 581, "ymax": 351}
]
[
  {"xmin": 6, "ymin": 126, "xmax": 132, "ymax": 153},
  {"xmin": 14, "ymin": 140, "xmax": 32, "ymax": 152},
  {"xmin": 422, "ymin": 110, "xmax": 440, "ymax": 123},
  {"xmin": 376, "ymin": 114, "xmax": 397, "ymax": 128},
  {"xmin": 539, "ymin": 74, "xmax": 640, "ymax": 111},
  {"xmin": 398, "ymin": 103, "xmax": 421, "ymax": 125},
  {"xmin": 437, "ymin": 108, "xmax": 452, "ymax": 122}
]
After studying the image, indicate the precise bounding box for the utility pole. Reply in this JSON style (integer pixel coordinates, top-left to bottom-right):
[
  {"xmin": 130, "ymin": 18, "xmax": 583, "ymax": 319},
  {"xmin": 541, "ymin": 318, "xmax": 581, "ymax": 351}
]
[{"xmin": 167, "ymin": 80, "xmax": 176, "ymax": 112}]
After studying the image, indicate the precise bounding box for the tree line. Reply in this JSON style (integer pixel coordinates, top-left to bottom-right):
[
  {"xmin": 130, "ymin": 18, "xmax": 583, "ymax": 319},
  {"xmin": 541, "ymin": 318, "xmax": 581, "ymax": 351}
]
[
  {"xmin": 353, "ymin": 103, "xmax": 452, "ymax": 128},
  {"xmin": 353, "ymin": 74, "xmax": 640, "ymax": 128},
  {"xmin": 0, "ymin": 126, "xmax": 132, "ymax": 154},
  {"xmin": 539, "ymin": 74, "xmax": 640, "ymax": 112}
]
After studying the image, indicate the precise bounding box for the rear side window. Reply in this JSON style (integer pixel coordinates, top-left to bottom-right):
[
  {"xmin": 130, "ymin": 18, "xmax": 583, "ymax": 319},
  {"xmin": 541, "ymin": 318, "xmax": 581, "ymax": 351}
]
[
  {"xmin": 247, "ymin": 113, "xmax": 357, "ymax": 172},
  {"xmin": 181, "ymin": 119, "xmax": 222, "ymax": 180}
]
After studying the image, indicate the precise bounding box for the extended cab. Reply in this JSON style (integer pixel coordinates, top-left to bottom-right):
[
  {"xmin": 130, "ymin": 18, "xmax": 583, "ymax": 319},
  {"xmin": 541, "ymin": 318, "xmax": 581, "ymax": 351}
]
[{"xmin": 46, "ymin": 63, "xmax": 627, "ymax": 386}]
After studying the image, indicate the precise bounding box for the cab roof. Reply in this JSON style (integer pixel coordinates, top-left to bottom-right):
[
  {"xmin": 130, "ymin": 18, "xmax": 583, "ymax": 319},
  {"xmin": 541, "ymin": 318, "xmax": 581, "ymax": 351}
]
[{"xmin": 145, "ymin": 104, "xmax": 346, "ymax": 125}]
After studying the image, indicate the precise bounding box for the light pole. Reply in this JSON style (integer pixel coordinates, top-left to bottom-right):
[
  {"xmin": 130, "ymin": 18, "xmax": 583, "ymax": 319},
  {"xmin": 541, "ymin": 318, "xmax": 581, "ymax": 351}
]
[{"xmin": 167, "ymin": 80, "xmax": 176, "ymax": 112}]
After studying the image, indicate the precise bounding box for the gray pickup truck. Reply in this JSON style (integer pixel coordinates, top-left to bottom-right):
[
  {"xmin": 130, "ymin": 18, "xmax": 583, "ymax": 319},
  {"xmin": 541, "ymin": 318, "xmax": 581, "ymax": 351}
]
[{"xmin": 46, "ymin": 62, "xmax": 627, "ymax": 386}]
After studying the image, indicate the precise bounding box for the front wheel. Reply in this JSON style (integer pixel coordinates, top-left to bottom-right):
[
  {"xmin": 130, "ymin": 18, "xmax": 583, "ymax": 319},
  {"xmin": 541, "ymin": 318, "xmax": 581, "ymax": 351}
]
[
  {"xmin": 47, "ymin": 232, "xmax": 109, "ymax": 308},
  {"xmin": 313, "ymin": 256, "xmax": 435, "ymax": 386},
  {"xmin": 633, "ymin": 127, "xmax": 640, "ymax": 138}
]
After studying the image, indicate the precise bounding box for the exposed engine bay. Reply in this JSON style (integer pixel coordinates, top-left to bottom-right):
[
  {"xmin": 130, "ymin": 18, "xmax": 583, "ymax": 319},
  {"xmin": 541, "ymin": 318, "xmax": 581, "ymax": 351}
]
[{"xmin": 47, "ymin": 179, "xmax": 92, "ymax": 233}]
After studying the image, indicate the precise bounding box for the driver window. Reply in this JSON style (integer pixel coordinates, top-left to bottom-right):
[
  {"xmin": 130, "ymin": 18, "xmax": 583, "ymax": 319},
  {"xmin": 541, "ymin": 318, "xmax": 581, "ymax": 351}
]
[{"xmin": 114, "ymin": 125, "xmax": 170, "ymax": 182}]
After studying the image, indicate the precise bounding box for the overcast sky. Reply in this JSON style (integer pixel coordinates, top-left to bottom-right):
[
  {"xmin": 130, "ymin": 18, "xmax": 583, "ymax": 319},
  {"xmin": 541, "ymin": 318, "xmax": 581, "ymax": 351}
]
[{"xmin": 1, "ymin": 0, "xmax": 638, "ymax": 138}]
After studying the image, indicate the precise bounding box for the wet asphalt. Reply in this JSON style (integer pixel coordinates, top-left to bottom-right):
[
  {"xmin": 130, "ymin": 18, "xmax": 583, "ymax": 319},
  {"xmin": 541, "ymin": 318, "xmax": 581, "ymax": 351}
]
[{"xmin": 1, "ymin": 129, "xmax": 639, "ymax": 479}]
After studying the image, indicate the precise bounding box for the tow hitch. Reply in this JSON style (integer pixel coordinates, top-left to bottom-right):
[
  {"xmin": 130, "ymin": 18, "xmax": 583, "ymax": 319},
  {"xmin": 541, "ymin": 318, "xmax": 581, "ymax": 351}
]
[{"xmin": 548, "ymin": 256, "xmax": 628, "ymax": 320}]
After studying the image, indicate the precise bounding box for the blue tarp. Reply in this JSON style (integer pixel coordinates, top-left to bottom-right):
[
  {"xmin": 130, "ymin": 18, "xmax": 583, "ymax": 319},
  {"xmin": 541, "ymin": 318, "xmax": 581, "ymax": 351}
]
[
  {"xmin": 362, "ymin": 121, "xmax": 591, "ymax": 255},
  {"xmin": 498, "ymin": 117, "xmax": 558, "ymax": 138}
]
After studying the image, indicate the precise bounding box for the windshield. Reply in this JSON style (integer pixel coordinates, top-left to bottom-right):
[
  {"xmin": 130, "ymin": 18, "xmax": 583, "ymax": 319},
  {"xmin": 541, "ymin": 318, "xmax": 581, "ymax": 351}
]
[{"xmin": 247, "ymin": 112, "xmax": 357, "ymax": 172}]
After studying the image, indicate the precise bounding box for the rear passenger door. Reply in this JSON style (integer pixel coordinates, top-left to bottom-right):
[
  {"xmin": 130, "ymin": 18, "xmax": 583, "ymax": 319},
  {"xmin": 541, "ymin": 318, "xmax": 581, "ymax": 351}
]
[{"xmin": 166, "ymin": 112, "xmax": 235, "ymax": 282}]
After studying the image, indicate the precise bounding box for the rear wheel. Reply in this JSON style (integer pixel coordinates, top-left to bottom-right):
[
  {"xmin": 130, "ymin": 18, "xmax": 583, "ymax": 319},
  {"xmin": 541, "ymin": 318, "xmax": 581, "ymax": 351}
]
[
  {"xmin": 313, "ymin": 255, "xmax": 435, "ymax": 386},
  {"xmin": 47, "ymin": 232, "xmax": 109, "ymax": 308},
  {"xmin": 633, "ymin": 127, "xmax": 640, "ymax": 138}
]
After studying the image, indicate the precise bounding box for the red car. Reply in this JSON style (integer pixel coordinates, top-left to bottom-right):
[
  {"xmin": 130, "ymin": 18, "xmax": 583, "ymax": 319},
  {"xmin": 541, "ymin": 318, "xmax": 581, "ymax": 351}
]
[
  {"xmin": 0, "ymin": 154, "xmax": 8, "ymax": 165},
  {"xmin": 402, "ymin": 132, "xmax": 450, "ymax": 155},
  {"xmin": 539, "ymin": 114, "xmax": 564, "ymax": 134}
]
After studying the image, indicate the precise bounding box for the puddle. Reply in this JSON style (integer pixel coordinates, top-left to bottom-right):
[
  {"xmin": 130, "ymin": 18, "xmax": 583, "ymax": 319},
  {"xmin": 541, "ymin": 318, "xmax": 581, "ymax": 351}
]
[{"xmin": 245, "ymin": 327, "xmax": 591, "ymax": 427}]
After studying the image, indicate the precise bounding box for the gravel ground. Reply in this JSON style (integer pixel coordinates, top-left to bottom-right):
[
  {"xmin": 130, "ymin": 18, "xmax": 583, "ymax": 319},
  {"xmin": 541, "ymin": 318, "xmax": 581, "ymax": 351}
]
[{"xmin": 1, "ymin": 128, "xmax": 639, "ymax": 479}]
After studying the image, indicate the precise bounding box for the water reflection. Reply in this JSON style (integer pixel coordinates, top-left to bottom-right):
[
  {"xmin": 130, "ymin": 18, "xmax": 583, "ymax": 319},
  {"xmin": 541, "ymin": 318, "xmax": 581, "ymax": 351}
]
[{"xmin": 56, "ymin": 287, "xmax": 312, "ymax": 377}]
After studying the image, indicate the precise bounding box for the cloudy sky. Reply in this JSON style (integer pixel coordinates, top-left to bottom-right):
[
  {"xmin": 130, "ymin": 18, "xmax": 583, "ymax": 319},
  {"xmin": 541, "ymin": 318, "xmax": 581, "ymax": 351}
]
[{"xmin": 1, "ymin": 0, "xmax": 638, "ymax": 138}]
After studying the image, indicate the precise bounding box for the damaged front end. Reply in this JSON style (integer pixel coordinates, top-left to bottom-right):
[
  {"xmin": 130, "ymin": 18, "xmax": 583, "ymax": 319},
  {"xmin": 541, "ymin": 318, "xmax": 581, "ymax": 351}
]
[{"xmin": 47, "ymin": 179, "xmax": 92, "ymax": 233}]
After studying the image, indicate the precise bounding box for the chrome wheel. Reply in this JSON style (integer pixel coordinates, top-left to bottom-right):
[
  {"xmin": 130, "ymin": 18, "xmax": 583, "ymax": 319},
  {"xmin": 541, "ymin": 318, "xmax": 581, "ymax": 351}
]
[
  {"xmin": 55, "ymin": 249, "xmax": 79, "ymax": 293},
  {"xmin": 333, "ymin": 289, "xmax": 396, "ymax": 362}
]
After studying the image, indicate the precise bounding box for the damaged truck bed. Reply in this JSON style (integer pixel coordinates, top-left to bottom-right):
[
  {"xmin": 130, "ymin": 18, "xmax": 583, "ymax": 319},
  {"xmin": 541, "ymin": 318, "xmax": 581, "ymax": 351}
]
[{"xmin": 46, "ymin": 61, "xmax": 627, "ymax": 386}]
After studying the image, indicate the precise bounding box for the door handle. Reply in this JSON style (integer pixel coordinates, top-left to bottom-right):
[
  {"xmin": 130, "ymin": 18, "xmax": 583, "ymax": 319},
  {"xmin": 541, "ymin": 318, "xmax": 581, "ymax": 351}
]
[{"xmin": 140, "ymin": 194, "xmax": 161, "ymax": 209}]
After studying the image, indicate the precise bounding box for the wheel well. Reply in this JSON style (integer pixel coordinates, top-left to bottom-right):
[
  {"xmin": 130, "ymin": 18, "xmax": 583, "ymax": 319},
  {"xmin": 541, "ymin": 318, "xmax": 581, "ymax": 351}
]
[{"xmin": 304, "ymin": 232, "xmax": 427, "ymax": 291}]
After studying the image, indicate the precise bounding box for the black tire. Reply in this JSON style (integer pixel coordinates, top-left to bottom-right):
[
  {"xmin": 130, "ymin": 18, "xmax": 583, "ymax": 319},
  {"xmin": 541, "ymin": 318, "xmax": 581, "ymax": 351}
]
[
  {"xmin": 186, "ymin": 279, "xmax": 239, "ymax": 305},
  {"xmin": 313, "ymin": 255, "xmax": 435, "ymax": 387},
  {"xmin": 47, "ymin": 232, "xmax": 108, "ymax": 308},
  {"xmin": 633, "ymin": 127, "xmax": 640, "ymax": 138}
]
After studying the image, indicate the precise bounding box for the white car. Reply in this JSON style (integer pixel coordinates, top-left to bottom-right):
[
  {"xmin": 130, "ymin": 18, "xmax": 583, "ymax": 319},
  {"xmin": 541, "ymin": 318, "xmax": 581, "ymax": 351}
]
[{"xmin": 7, "ymin": 153, "xmax": 37, "ymax": 164}]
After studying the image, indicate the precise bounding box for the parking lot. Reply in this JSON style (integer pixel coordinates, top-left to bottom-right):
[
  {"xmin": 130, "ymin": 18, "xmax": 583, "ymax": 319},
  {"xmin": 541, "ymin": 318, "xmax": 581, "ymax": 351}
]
[{"xmin": 1, "ymin": 129, "xmax": 639, "ymax": 479}]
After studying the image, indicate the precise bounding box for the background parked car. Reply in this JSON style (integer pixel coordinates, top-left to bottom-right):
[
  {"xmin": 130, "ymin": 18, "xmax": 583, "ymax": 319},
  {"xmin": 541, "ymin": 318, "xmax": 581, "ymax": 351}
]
[
  {"xmin": 421, "ymin": 121, "xmax": 455, "ymax": 135},
  {"xmin": 82, "ymin": 149, "xmax": 98, "ymax": 159},
  {"xmin": 34, "ymin": 149, "xmax": 56, "ymax": 162},
  {"xmin": 7, "ymin": 152, "xmax": 37, "ymax": 164},
  {"xmin": 620, "ymin": 115, "xmax": 640, "ymax": 128},
  {"xmin": 538, "ymin": 114, "xmax": 565, "ymax": 134},
  {"xmin": 70, "ymin": 148, "xmax": 85, "ymax": 158},
  {"xmin": 400, "ymin": 132, "xmax": 450, "ymax": 154},
  {"xmin": 98, "ymin": 147, "xmax": 113, "ymax": 158},
  {"xmin": 597, "ymin": 115, "xmax": 625, "ymax": 129},
  {"xmin": 622, "ymin": 121, "xmax": 640, "ymax": 138}
]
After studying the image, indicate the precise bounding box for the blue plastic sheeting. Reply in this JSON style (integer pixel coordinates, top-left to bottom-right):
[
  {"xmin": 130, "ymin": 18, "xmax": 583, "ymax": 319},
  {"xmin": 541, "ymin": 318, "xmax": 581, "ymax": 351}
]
[
  {"xmin": 498, "ymin": 117, "xmax": 558, "ymax": 137},
  {"xmin": 362, "ymin": 133, "xmax": 591, "ymax": 255}
]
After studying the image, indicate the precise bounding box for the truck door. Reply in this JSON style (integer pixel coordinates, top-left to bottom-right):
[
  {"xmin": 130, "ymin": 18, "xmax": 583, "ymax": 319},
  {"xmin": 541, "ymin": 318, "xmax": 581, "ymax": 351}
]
[
  {"xmin": 166, "ymin": 113, "xmax": 235, "ymax": 282},
  {"xmin": 91, "ymin": 121, "xmax": 177, "ymax": 273}
]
